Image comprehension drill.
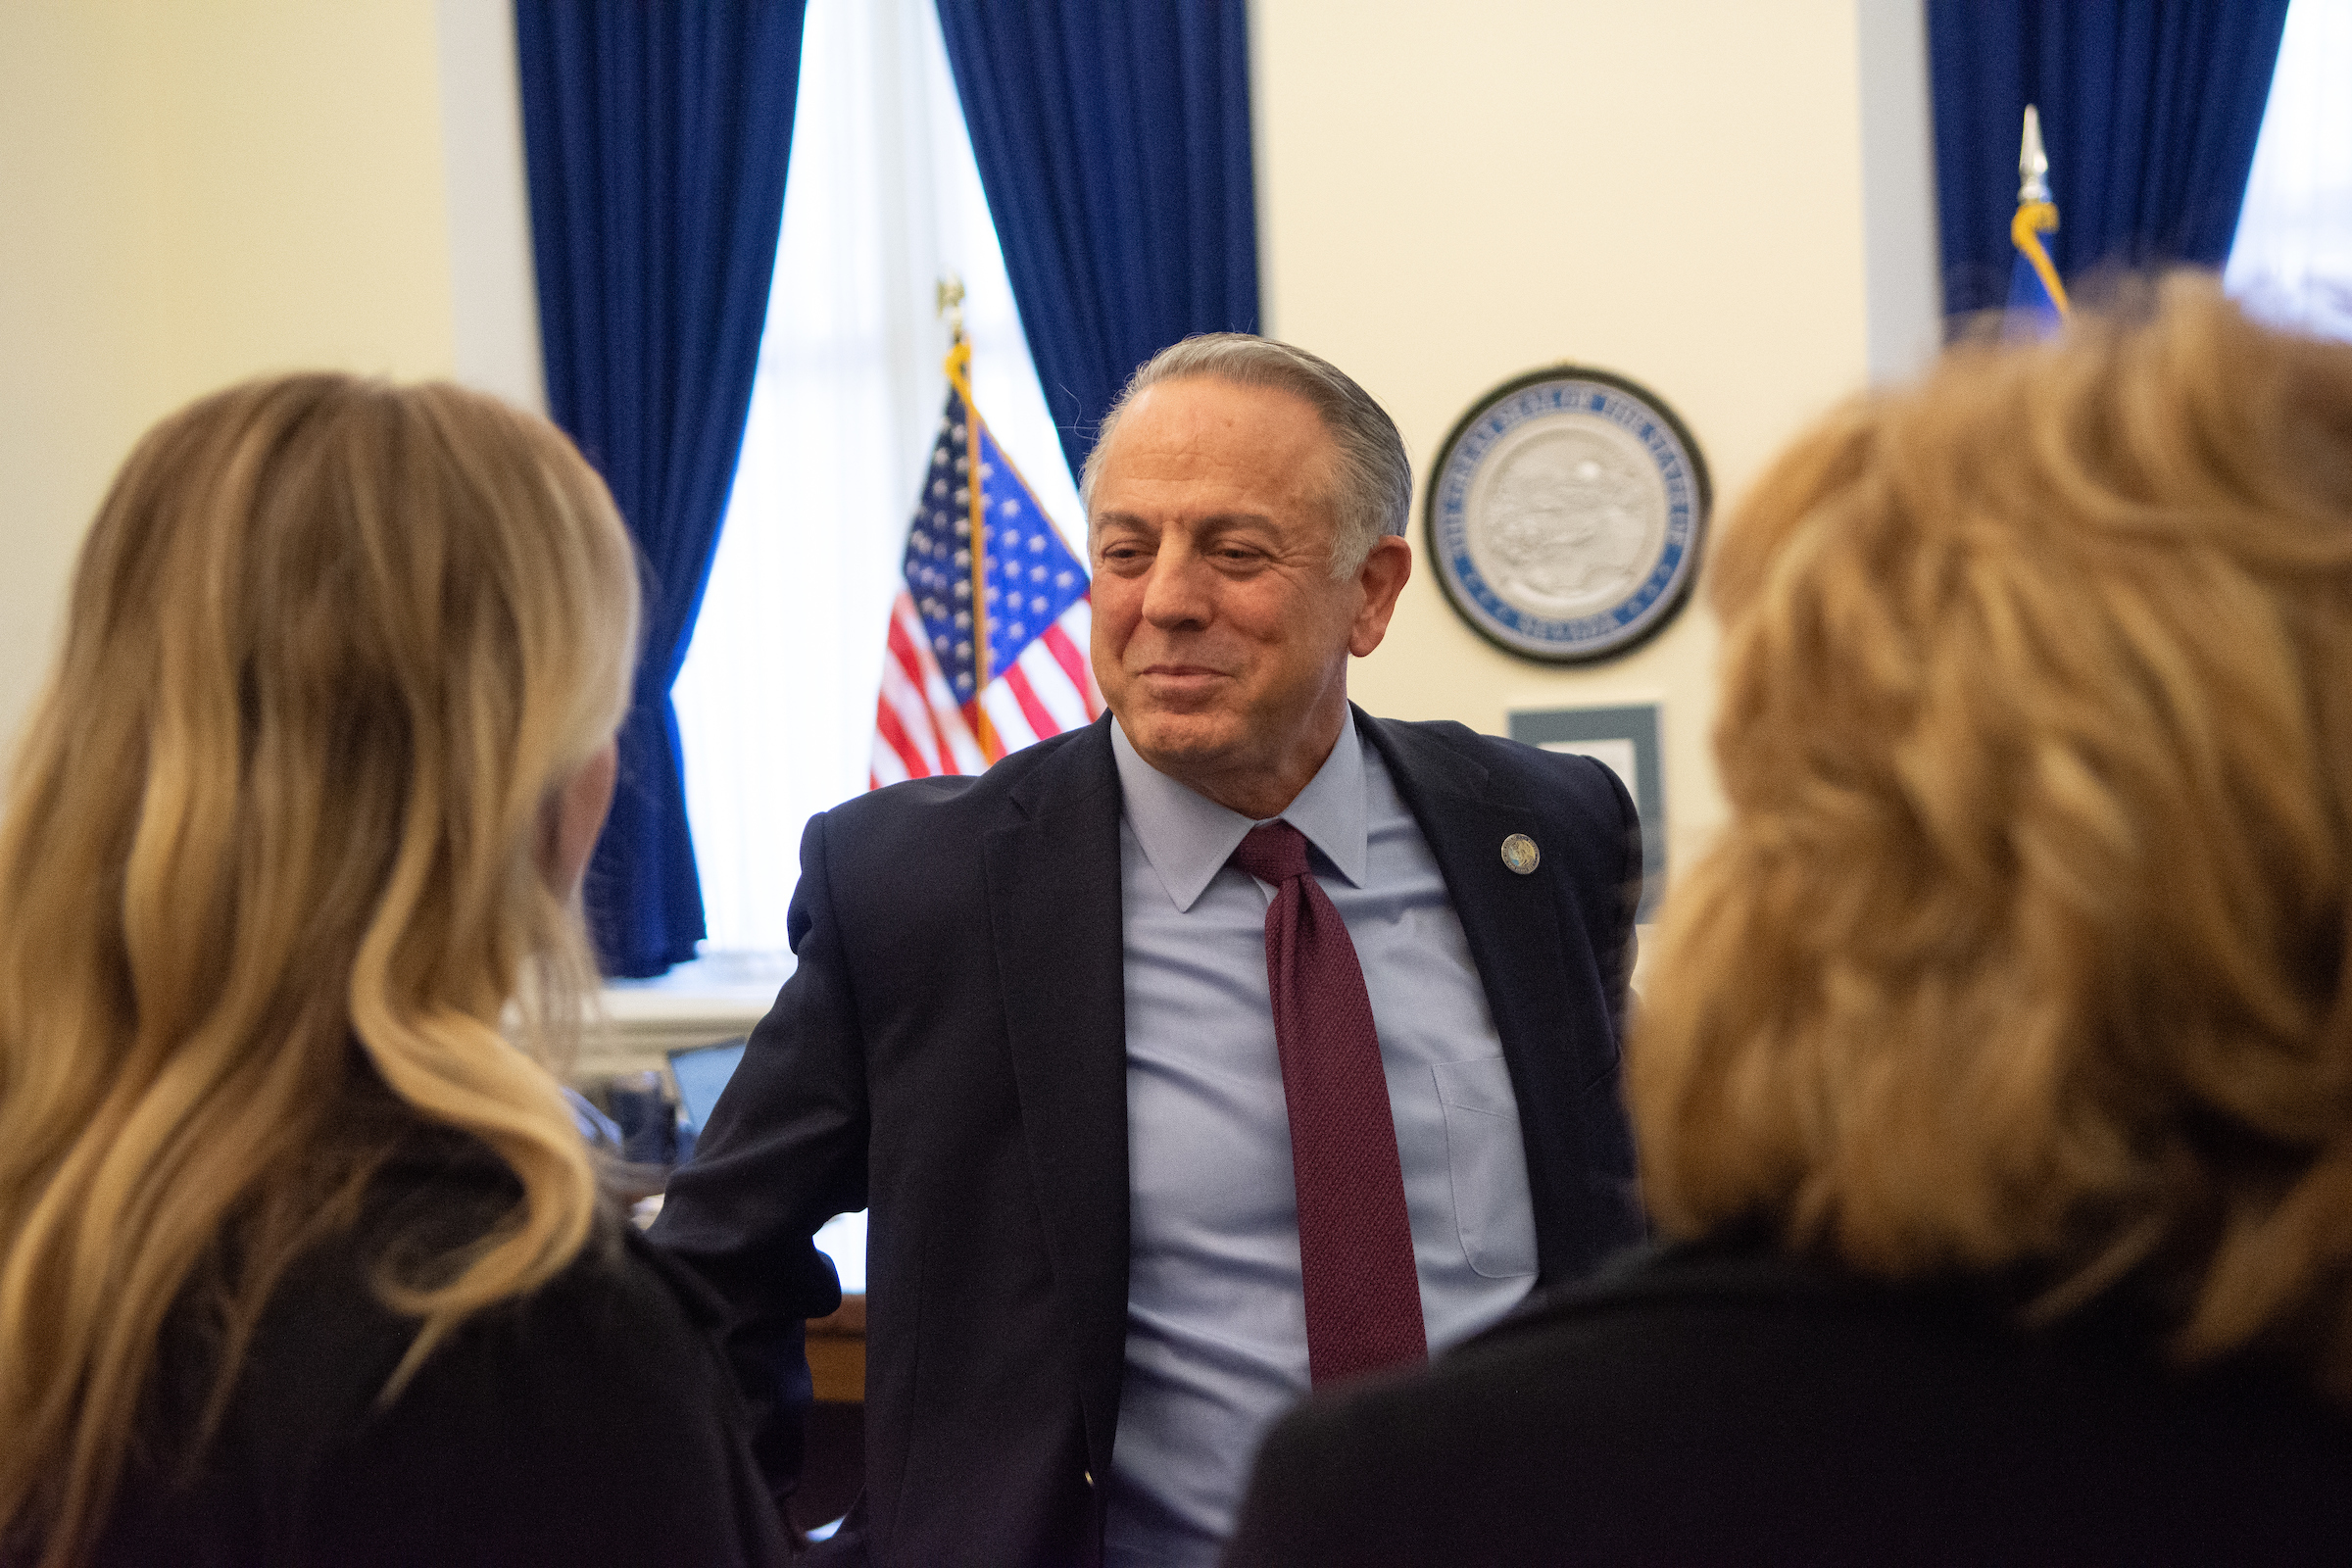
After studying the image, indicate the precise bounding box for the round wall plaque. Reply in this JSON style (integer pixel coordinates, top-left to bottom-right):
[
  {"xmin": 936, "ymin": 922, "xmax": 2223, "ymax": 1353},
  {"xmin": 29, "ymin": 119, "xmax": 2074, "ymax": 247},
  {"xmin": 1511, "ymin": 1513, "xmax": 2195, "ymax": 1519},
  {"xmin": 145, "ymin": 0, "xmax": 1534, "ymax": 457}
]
[{"xmin": 1425, "ymin": 366, "xmax": 1710, "ymax": 663}]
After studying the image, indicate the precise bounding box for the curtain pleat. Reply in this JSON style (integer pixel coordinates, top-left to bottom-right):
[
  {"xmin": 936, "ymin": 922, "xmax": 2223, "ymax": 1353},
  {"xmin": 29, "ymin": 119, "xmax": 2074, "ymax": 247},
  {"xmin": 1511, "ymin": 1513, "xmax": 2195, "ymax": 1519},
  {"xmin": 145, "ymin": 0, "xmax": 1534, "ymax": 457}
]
[
  {"xmin": 514, "ymin": 0, "xmax": 808, "ymax": 977},
  {"xmin": 933, "ymin": 0, "xmax": 1258, "ymax": 479},
  {"xmin": 1928, "ymin": 0, "xmax": 2291, "ymax": 321}
]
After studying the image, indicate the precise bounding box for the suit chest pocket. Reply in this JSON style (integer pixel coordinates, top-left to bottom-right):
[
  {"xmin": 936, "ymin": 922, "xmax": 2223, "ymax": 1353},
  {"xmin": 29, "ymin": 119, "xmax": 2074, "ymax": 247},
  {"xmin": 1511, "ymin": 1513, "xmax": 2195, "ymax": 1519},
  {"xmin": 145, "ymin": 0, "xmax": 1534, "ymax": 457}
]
[{"xmin": 1432, "ymin": 1055, "xmax": 1539, "ymax": 1279}]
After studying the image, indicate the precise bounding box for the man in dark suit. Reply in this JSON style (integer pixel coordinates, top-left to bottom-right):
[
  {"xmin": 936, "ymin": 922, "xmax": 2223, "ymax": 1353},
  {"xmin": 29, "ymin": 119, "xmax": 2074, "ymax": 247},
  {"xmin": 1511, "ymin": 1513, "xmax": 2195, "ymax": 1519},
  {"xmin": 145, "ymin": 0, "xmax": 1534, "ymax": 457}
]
[{"xmin": 654, "ymin": 335, "xmax": 1643, "ymax": 1567}]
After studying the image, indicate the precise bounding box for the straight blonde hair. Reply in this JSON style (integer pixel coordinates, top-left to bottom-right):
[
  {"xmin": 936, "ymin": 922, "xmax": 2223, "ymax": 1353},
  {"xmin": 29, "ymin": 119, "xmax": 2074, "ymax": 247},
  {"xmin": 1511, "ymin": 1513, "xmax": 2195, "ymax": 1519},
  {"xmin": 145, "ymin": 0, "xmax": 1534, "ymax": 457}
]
[
  {"xmin": 0, "ymin": 374, "xmax": 641, "ymax": 1568},
  {"xmin": 1634, "ymin": 276, "xmax": 2352, "ymax": 1399}
]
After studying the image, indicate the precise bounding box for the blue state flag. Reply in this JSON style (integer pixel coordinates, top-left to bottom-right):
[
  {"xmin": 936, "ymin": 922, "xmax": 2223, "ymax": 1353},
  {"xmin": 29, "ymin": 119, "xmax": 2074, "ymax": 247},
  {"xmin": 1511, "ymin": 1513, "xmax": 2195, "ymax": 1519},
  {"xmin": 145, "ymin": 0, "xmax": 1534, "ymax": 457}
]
[{"xmin": 2004, "ymin": 105, "xmax": 2071, "ymax": 342}]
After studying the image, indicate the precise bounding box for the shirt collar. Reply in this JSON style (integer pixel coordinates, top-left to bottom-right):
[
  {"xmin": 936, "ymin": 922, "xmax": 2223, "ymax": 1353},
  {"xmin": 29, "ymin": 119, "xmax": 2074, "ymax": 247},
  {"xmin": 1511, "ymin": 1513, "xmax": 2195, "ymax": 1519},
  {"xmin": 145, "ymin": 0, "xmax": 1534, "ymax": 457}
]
[{"xmin": 1110, "ymin": 712, "xmax": 1368, "ymax": 911}]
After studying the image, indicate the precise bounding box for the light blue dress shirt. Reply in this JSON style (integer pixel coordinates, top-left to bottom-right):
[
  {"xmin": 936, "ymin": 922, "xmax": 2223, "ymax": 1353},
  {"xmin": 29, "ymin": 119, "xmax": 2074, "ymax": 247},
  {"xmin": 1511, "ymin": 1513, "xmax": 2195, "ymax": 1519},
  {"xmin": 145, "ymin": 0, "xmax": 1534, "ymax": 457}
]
[{"xmin": 1105, "ymin": 714, "xmax": 1540, "ymax": 1568}]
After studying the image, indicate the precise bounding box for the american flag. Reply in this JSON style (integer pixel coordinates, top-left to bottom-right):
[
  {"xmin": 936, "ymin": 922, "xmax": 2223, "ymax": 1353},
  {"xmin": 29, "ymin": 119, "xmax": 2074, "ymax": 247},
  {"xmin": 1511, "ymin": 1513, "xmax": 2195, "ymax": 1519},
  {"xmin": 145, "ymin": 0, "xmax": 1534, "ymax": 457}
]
[{"xmin": 871, "ymin": 372, "xmax": 1101, "ymax": 786}]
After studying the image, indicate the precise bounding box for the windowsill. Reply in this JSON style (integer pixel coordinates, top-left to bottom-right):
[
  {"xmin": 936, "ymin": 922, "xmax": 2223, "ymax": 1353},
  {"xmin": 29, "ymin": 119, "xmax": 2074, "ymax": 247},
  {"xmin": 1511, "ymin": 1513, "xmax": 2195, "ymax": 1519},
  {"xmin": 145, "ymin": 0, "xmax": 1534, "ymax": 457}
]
[{"xmin": 578, "ymin": 950, "xmax": 794, "ymax": 1080}]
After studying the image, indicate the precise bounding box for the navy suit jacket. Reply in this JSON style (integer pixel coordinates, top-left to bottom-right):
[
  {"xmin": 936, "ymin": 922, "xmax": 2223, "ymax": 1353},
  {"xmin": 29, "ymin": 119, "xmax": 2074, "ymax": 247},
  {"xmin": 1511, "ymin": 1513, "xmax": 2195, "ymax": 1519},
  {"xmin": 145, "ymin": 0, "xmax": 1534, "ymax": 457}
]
[{"xmin": 654, "ymin": 709, "xmax": 1644, "ymax": 1567}]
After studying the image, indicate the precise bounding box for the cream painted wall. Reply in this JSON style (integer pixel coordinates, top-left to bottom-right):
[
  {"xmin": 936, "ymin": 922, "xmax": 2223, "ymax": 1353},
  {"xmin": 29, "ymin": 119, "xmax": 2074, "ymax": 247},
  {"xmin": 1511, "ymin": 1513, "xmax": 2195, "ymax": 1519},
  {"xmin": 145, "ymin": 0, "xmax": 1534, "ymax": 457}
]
[
  {"xmin": 0, "ymin": 0, "xmax": 456, "ymax": 748},
  {"xmin": 1256, "ymin": 0, "xmax": 1893, "ymax": 885},
  {"xmin": 4, "ymin": 0, "xmax": 1933, "ymax": 904},
  {"xmin": 0, "ymin": 7, "xmax": 146, "ymax": 761}
]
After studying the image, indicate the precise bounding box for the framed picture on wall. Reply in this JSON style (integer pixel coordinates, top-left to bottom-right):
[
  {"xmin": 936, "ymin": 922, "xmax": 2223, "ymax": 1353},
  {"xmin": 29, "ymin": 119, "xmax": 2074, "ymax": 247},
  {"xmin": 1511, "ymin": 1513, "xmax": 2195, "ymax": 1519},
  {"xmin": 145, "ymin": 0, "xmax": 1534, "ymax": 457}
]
[{"xmin": 1509, "ymin": 704, "xmax": 1664, "ymax": 921}]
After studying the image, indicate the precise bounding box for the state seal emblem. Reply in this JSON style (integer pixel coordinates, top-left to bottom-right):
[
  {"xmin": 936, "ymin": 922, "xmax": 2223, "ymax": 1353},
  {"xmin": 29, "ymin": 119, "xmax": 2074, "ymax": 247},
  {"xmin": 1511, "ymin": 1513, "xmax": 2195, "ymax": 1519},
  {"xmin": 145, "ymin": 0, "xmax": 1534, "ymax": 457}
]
[{"xmin": 1426, "ymin": 367, "xmax": 1710, "ymax": 662}]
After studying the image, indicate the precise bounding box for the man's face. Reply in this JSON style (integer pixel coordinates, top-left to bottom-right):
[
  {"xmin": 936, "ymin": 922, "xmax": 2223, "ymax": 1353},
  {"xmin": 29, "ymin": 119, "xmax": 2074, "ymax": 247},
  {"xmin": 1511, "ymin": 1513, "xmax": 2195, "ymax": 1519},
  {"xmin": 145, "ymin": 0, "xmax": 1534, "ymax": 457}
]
[{"xmin": 1087, "ymin": 376, "xmax": 1411, "ymax": 817}]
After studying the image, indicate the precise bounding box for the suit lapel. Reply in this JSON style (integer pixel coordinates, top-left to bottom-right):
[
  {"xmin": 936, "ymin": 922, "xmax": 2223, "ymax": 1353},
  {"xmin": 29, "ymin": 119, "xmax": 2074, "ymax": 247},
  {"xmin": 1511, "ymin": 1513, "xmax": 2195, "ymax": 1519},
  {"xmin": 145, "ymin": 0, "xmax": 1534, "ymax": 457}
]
[
  {"xmin": 1357, "ymin": 710, "xmax": 1598, "ymax": 1285},
  {"xmin": 981, "ymin": 715, "xmax": 1131, "ymax": 1475}
]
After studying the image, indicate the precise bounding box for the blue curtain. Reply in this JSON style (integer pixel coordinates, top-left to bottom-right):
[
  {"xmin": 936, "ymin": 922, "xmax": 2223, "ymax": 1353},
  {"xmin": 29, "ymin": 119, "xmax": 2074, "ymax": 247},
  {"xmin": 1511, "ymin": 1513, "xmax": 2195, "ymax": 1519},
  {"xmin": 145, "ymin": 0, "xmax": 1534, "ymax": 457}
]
[
  {"xmin": 514, "ymin": 1, "xmax": 807, "ymax": 977},
  {"xmin": 934, "ymin": 0, "xmax": 1257, "ymax": 480},
  {"xmin": 1928, "ymin": 0, "xmax": 2290, "ymax": 320}
]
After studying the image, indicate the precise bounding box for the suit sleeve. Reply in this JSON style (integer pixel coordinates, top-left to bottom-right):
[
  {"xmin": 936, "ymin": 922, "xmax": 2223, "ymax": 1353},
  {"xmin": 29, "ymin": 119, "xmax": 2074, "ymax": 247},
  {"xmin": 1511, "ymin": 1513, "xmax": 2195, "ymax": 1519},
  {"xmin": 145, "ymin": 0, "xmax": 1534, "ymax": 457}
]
[
  {"xmin": 1525, "ymin": 741, "xmax": 1642, "ymax": 1059},
  {"xmin": 650, "ymin": 808, "xmax": 872, "ymax": 1508},
  {"xmin": 1528, "ymin": 744, "xmax": 1646, "ymax": 1257},
  {"xmin": 1593, "ymin": 755, "xmax": 1642, "ymax": 1052}
]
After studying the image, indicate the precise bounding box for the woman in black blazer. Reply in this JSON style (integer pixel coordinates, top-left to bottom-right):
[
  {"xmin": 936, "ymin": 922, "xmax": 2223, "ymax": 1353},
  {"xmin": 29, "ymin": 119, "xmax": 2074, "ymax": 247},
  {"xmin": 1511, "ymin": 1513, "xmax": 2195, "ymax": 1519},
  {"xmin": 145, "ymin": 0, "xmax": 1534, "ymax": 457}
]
[
  {"xmin": 0, "ymin": 375, "xmax": 784, "ymax": 1568},
  {"xmin": 1224, "ymin": 277, "xmax": 2352, "ymax": 1566}
]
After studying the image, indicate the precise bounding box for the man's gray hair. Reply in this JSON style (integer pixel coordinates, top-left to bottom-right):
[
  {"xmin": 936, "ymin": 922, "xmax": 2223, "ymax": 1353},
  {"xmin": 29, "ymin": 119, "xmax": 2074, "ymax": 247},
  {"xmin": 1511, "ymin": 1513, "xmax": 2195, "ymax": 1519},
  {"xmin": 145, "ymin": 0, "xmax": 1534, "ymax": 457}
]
[{"xmin": 1079, "ymin": 334, "xmax": 1411, "ymax": 577}]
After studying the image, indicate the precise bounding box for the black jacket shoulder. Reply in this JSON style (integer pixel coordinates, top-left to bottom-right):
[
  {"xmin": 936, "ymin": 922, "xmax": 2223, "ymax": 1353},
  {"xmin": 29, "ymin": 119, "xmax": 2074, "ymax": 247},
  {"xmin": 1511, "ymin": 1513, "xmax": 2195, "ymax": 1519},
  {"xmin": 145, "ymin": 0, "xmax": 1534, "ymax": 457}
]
[
  {"xmin": 94, "ymin": 1156, "xmax": 787, "ymax": 1568},
  {"xmin": 1225, "ymin": 1239, "xmax": 2352, "ymax": 1568},
  {"xmin": 827, "ymin": 714, "xmax": 1114, "ymax": 835}
]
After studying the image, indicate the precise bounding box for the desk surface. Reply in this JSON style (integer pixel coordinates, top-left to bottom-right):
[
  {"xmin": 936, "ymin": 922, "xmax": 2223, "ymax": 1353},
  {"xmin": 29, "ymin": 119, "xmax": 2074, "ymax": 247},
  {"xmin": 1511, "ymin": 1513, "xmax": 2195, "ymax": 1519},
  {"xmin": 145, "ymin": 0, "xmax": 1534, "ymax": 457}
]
[{"xmin": 808, "ymin": 1294, "xmax": 865, "ymax": 1403}]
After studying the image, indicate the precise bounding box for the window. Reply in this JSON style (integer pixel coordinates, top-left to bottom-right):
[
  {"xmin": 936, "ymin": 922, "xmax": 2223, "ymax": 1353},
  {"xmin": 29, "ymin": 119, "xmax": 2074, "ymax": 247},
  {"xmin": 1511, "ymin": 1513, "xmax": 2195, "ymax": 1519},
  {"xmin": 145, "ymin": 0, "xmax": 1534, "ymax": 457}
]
[
  {"xmin": 2226, "ymin": 0, "xmax": 2352, "ymax": 340},
  {"xmin": 671, "ymin": 0, "xmax": 1086, "ymax": 960}
]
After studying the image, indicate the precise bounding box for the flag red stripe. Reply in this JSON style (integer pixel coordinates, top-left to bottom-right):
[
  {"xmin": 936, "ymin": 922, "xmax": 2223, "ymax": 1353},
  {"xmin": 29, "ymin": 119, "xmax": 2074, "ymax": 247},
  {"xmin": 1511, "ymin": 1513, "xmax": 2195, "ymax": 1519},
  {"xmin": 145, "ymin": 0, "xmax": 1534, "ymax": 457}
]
[
  {"xmin": 888, "ymin": 650, "xmax": 945, "ymax": 774},
  {"xmin": 874, "ymin": 692, "xmax": 929, "ymax": 780},
  {"xmin": 880, "ymin": 614, "xmax": 942, "ymax": 775},
  {"xmin": 1041, "ymin": 621, "xmax": 1095, "ymax": 720},
  {"xmin": 899, "ymin": 595, "xmax": 985, "ymax": 774},
  {"xmin": 1011, "ymin": 640, "xmax": 1088, "ymax": 731},
  {"xmin": 962, "ymin": 698, "xmax": 1007, "ymax": 764},
  {"xmin": 1002, "ymin": 663, "xmax": 1057, "ymax": 745}
]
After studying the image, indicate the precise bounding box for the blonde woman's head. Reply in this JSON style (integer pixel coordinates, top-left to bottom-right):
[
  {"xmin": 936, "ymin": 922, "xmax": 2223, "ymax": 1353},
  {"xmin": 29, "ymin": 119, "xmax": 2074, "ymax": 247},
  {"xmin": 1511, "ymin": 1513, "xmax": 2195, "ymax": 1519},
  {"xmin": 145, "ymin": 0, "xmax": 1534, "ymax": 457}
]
[
  {"xmin": 1635, "ymin": 275, "xmax": 2352, "ymax": 1396},
  {"xmin": 0, "ymin": 374, "xmax": 638, "ymax": 1567}
]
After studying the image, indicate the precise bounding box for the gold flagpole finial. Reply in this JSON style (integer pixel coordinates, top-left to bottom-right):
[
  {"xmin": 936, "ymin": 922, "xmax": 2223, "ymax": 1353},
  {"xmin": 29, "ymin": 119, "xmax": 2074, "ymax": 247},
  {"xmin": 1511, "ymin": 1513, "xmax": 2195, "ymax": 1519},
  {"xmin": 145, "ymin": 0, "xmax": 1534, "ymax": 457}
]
[
  {"xmin": 937, "ymin": 275, "xmax": 967, "ymax": 342},
  {"xmin": 938, "ymin": 274, "xmax": 973, "ymax": 392}
]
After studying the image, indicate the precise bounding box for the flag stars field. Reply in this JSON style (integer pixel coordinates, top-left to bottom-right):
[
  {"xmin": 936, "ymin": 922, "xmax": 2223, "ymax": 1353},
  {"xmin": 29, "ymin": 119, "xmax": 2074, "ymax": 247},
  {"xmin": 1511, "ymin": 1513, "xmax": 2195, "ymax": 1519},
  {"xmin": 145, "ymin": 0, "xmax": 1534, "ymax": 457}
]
[{"xmin": 872, "ymin": 367, "xmax": 1104, "ymax": 785}]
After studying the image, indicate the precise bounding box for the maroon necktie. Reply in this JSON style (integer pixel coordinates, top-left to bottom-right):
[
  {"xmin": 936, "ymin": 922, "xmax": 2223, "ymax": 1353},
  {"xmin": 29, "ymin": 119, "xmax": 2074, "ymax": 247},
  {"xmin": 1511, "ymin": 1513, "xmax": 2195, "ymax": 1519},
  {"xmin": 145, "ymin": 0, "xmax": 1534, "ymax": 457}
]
[{"xmin": 1230, "ymin": 820, "xmax": 1428, "ymax": 1385}]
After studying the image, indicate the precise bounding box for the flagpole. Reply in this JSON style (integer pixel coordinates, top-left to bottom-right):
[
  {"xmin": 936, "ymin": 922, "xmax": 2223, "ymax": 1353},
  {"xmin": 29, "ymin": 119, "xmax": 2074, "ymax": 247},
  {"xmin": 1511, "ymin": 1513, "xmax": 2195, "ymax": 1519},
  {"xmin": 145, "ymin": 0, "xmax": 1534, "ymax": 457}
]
[
  {"xmin": 2012, "ymin": 105, "xmax": 2071, "ymax": 319},
  {"xmin": 938, "ymin": 277, "xmax": 1001, "ymax": 761}
]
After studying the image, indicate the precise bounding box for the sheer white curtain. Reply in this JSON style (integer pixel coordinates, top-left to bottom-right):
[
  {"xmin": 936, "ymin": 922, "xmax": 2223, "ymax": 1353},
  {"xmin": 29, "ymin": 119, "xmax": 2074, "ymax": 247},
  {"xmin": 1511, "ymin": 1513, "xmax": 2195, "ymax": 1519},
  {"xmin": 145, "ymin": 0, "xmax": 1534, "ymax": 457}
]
[
  {"xmin": 673, "ymin": 0, "xmax": 1086, "ymax": 957},
  {"xmin": 2226, "ymin": 0, "xmax": 2352, "ymax": 340}
]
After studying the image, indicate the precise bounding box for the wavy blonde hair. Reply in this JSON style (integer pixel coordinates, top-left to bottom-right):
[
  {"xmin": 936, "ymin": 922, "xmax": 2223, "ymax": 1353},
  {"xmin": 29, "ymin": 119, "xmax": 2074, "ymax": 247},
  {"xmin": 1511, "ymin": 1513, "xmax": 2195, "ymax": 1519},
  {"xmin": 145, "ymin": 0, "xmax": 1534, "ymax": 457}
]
[
  {"xmin": 1634, "ymin": 276, "xmax": 2352, "ymax": 1397},
  {"xmin": 0, "ymin": 374, "xmax": 640, "ymax": 1567}
]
